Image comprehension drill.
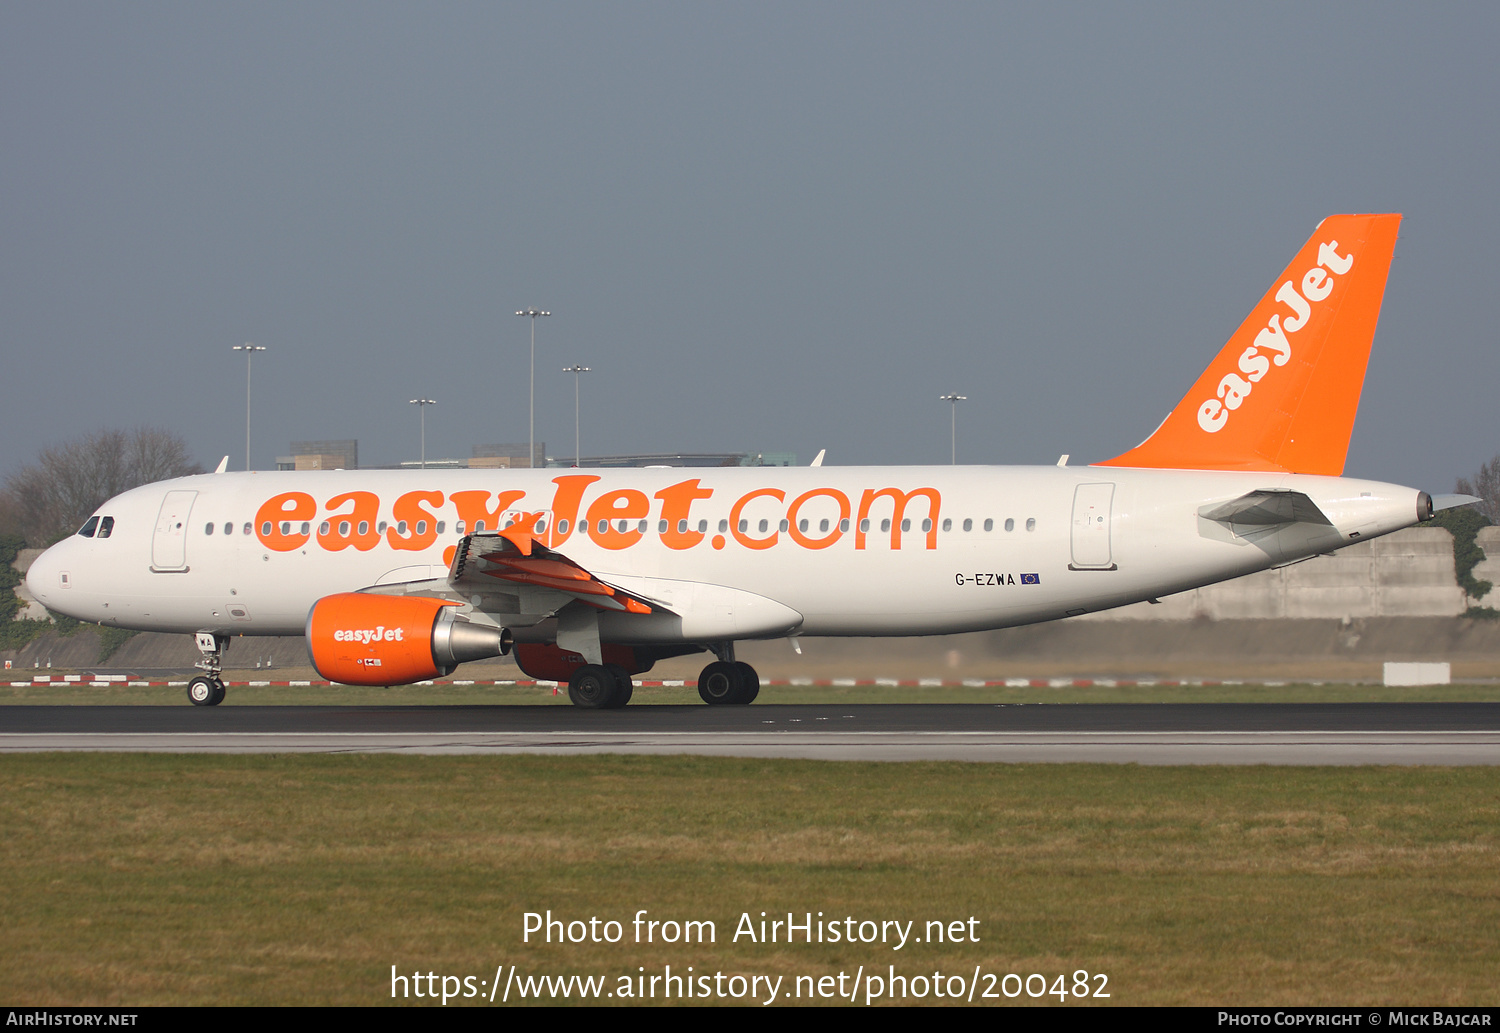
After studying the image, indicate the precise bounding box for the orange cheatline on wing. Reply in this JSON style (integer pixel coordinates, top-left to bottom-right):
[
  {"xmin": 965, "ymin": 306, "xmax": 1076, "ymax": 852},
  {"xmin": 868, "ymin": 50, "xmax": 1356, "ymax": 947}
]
[
  {"xmin": 1097, "ymin": 213, "xmax": 1401, "ymax": 476},
  {"xmin": 497, "ymin": 511, "xmax": 548, "ymax": 555},
  {"xmin": 484, "ymin": 553, "xmax": 593, "ymax": 582},
  {"xmin": 483, "ymin": 563, "xmax": 616, "ymax": 596},
  {"xmin": 457, "ymin": 533, "xmax": 657, "ymax": 614}
]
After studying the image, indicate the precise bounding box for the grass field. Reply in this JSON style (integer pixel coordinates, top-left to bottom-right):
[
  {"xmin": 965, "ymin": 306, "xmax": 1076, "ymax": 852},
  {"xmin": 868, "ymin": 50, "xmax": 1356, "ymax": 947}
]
[
  {"xmin": 2, "ymin": 753, "xmax": 1497, "ymax": 1006},
  {"xmin": 4, "ymin": 679, "xmax": 1500, "ymax": 706}
]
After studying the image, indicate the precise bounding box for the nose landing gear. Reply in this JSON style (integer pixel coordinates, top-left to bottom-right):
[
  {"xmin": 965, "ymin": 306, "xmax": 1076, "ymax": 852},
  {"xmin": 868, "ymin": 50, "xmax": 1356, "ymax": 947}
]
[{"xmin": 189, "ymin": 631, "xmax": 228, "ymax": 707}]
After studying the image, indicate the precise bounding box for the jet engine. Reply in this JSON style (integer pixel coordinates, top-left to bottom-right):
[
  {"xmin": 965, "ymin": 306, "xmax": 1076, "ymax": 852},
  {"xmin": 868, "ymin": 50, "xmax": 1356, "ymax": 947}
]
[{"xmin": 306, "ymin": 592, "xmax": 511, "ymax": 685}]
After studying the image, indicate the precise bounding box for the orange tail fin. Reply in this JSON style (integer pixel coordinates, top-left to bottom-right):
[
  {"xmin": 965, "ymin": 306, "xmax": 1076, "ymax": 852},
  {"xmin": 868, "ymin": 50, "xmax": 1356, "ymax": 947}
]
[{"xmin": 1097, "ymin": 213, "xmax": 1401, "ymax": 475}]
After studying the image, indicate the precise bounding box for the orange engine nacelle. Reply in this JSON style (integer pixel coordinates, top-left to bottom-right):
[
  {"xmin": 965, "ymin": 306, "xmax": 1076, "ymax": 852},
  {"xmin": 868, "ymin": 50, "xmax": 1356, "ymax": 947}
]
[
  {"xmin": 306, "ymin": 593, "xmax": 511, "ymax": 685},
  {"xmin": 514, "ymin": 642, "xmax": 650, "ymax": 682}
]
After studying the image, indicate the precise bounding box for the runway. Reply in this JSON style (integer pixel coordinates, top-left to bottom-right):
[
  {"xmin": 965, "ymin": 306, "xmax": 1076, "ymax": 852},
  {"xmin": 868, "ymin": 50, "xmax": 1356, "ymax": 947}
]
[{"xmin": 3, "ymin": 702, "xmax": 1499, "ymax": 763}]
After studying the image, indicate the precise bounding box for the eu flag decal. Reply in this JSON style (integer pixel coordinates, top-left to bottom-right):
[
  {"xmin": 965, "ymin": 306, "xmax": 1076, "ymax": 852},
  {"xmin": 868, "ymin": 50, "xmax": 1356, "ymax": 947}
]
[{"xmin": 1020, "ymin": 573, "xmax": 1041, "ymax": 585}]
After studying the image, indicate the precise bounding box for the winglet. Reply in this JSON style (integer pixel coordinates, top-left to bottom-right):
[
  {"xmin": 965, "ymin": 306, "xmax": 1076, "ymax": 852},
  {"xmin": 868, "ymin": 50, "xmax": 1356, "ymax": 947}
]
[
  {"xmin": 214, "ymin": 456, "xmax": 229, "ymax": 474},
  {"xmin": 1097, "ymin": 214, "xmax": 1401, "ymax": 476},
  {"xmin": 497, "ymin": 512, "xmax": 547, "ymax": 556}
]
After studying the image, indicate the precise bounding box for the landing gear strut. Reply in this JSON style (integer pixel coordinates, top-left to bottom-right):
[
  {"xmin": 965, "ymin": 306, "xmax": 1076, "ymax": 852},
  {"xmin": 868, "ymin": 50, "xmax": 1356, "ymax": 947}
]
[
  {"xmin": 189, "ymin": 632, "xmax": 228, "ymax": 707},
  {"xmin": 698, "ymin": 660, "xmax": 759, "ymax": 705},
  {"xmin": 567, "ymin": 663, "xmax": 633, "ymax": 709}
]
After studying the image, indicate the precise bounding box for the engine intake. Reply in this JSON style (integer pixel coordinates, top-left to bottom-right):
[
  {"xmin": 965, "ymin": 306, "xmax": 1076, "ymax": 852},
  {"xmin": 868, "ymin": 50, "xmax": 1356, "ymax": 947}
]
[{"xmin": 306, "ymin": 593, "xmax": 511, "ymax": 685}]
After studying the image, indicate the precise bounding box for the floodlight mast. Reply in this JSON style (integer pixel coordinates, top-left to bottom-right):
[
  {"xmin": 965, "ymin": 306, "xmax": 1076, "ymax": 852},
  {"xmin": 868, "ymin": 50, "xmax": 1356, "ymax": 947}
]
[
  {"xmin": 409, "ymin": 398, "xmax": 437, "ymax": 469},
  {"xmin": 562, "ymin": 364, "xmax": 591, "ymax": 467},
  {"xmin": 940, "ymin": 392, "xmax": 967, "ymax": 464},
  {"xmin": 232, "ymin": 343, "xmax": 267, "ymax": 471},
  {"xmin": 515, "ymin": 308, "xmax": 551, "ymax": 467}
]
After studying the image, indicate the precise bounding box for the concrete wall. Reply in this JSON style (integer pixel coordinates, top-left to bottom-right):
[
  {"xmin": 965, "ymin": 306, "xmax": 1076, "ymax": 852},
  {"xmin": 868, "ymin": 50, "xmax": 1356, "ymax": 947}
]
[
  {"xmin": 1082, "ymin": 527, "xmax": 1469, "ymax": 621},
  {"xmin": 3, "ymin": 627, "xmax": 322, "ymax": 672},
  {"xmin": 12, "ymin": 617, "xmax": 1498, "ymax": 681}
]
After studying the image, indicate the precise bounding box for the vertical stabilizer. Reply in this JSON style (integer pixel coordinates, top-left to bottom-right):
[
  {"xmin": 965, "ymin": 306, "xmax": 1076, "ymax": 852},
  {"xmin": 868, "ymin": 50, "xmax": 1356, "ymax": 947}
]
[{"xmin": 1098, "ymin": 213, "xmax": 1401, "ymax": 475}]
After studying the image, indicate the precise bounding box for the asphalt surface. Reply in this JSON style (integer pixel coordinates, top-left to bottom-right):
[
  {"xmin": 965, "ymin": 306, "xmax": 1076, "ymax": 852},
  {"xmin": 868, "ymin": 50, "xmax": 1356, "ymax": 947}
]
[
  {"xmin": 3, "ymin": 701, "xmax": 1499, "ymax": 733},
  {"xmin": 3, "ymin": 703, "xmax": 1499, "ymax": 763}
]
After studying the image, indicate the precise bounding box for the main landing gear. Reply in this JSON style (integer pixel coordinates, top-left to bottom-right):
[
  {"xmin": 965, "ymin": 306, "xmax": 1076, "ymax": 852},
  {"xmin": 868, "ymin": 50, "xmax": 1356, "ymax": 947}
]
[
  {"xmin": 697, "ymin": 660, "xmax": 759, "ymax": 706},
  {"xmin": 188, "ymin": 631, "xmax": 228, "ymax": 707},
  {"xmin": 567, "ymin": 663, "xmax": 634, "ymax": 709},
  {"xmin": 562, "ymin": 655, "xmax": 760, "ymax": 707}
]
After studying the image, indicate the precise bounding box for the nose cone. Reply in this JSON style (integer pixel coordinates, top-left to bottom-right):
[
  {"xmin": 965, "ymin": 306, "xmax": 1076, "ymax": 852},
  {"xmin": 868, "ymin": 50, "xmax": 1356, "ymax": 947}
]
[{"xmin": 24, "ymin": 541, "xmax": 66, "ymax": 614}]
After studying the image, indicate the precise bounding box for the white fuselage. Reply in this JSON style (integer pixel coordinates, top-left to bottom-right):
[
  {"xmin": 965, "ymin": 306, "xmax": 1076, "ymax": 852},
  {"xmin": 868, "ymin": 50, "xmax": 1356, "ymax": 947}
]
[{"xmin": 25, "ymin": 465, "xmax": 1423, "ymax": 644}]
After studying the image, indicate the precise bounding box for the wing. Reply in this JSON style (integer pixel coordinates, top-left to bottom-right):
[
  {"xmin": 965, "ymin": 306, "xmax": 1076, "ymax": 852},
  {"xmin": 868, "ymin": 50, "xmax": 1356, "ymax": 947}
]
[{"xmin": 447, "ymin": 526, "xmax": 666, "ymax": 616}]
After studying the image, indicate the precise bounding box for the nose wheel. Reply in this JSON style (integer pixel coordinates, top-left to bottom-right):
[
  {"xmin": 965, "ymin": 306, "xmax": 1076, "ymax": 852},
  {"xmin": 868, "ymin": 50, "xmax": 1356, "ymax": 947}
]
[{"xmin": 187, "ymin": 675, "xmax": 226, "ymax": 707}]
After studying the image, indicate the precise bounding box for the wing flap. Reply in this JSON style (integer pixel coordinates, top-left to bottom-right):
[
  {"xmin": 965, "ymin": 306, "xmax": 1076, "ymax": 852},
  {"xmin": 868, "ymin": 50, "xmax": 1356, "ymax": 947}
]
[{"xmin": 449, "ymin": 532, "xmax": 664, "ymax": 616}]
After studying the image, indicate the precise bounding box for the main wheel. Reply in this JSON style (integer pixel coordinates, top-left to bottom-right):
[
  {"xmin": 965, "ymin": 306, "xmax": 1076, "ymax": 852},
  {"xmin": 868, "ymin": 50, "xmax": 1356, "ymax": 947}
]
[
  {"xmin": 698, "ymin": 660, "xmax": 751, "ymax": 705},
  {"xmin": 568, "ymin": 664, "xmax": 620, "ymax": 709},
  {"xmin": 604, "ymin": 664, "xmax": 634, "ymax": 708},
  {"xmin": 187, "ymin": 676, "xmax": 223, "ymax": 707},
  {"xmin": 734, "ymin": 662, "xmax": 760, "ymax": 704}
]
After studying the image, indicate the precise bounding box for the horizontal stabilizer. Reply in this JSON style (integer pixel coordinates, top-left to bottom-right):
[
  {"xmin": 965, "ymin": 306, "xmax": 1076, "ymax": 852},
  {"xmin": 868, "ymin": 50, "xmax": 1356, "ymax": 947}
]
[
  {"xmin": 1431, "ymin": 494, "xmax": 1482, "ymax": 513},
  {"xmin": 1199, "ymin": 489, "xmax": 1334, "ymax": 527}
]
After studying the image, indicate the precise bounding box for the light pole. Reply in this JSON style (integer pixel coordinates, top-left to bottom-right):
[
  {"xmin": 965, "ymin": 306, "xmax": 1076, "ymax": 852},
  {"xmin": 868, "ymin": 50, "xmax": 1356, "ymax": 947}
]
[
  {"xmin": 409, "ymin": 398, "xmax": 437, "ymax": 468},
  {"xmin": 515, "ymin": 307, "xmax": 551, "ymax": 468},
  {"xmin": 562, "ymin": 364, "xmax": 591, "ymax": 467},
  {"xmin": 232, "ymin": 343, "xmax": 267, "ymax": 470},
  {"xmin": 940, "ymin": 392, "xmax": 967, "ymax": 464}
]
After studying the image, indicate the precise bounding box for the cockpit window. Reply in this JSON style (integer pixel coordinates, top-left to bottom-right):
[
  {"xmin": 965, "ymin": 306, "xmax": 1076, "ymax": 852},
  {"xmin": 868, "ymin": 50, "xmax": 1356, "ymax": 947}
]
[
  {"xmin": 78, "ymin": 516, "xmax": 99, "ymax": 538},
  {"xmin": 97, "ymin": 516, "xmax": 114, "ymax": 539}
]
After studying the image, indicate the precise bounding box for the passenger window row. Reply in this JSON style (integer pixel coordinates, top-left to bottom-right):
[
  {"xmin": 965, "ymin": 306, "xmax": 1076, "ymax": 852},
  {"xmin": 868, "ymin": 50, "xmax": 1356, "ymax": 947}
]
[
  {"xmin": 202, "ymin": 522, "xmax": 255, "ymax": 536},
  {"xmin": 195, "ymin": 514, "xmax": 1038, "ymax": 540},
  {"xmin": 203, "ymin": 519, "xmax": 458, "ymax": 537}
]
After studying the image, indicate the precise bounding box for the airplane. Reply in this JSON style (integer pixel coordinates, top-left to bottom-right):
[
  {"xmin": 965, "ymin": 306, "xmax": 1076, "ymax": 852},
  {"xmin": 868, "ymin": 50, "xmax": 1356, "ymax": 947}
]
[{"xmin": 23, "ymin": 213, "xmax": 1475, "ymax": 707}]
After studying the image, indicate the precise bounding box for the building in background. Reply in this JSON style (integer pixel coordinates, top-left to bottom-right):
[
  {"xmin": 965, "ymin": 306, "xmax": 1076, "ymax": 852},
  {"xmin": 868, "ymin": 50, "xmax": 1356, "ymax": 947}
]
[
  {"xmin": 470, "ymin": 443, "xmax": 546, "ymax": 469},
  {"xmin": 272, "ymin": 440, "xmax": 797, "ymax": 471},
  {"xmin": 276, "ymin": 440, "xmax": 358, "ymax": 471},
  {"xmin": 397, "ymin": 458, "xmax": 468, "ymax": 470},
  {"xmin": 552, "ymin": 451, "xmax": 797, "ymax": 469}
]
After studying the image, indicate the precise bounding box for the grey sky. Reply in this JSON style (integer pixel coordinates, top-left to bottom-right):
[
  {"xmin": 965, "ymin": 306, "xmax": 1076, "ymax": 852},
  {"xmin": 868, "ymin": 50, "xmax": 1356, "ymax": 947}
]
[{"xmin": 3, "ymin": 3, "xmax": 1497, "ymax": 492}]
